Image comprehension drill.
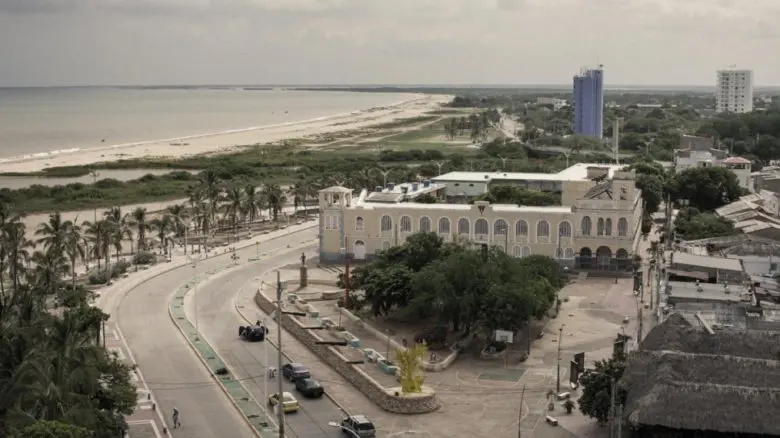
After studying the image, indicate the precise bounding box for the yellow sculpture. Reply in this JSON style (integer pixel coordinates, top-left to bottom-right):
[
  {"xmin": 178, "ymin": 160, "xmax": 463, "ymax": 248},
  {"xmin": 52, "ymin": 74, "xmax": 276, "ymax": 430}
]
[{"xmin": 394, "ymin": 342, "xmax": 427, "ymax": 394}]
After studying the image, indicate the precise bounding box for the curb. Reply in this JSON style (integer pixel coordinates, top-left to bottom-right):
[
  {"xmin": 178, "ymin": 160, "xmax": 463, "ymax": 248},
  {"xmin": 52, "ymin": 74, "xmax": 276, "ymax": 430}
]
[{"xmin": 234, "ymin": 282, "xmax": 353, "ymax": 418}]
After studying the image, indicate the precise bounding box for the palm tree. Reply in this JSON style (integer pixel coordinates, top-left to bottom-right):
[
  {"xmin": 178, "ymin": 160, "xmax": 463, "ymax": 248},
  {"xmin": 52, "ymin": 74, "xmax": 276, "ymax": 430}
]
[
  {"xmin": 104, "ymin": 207, "xmax": 130, "ymax": 261},
  {"xmin": 197, "ymin": 169, "xmax": 223, "ymax": 222},
  {"xmin": 83, "ymin": 220, "xmax": 112, "ymax": 272},
  {"xmin": 150, "ymin": 215, "xmax": 173, "ymax": 256},
  {"xmin": 64, "ymin": 224, "xmax": 85, "ymax": 288},
  {"xmin": 4, "ymin": 218, "xmax": 32, "ymax": 291},
  {"xmin": 262, "ymin": 184, "xmax": 287, "ymax": 222},
  {"xmin": 29, "ymin": 250, "xmax": 69, "ymax": 297},
  {"xmin": 242, "ymin": 184, "xmax": 264, "ymax": 226},
  {"xmin": 128, "ymin": 207, "xmax": 149, "ymax": 253},
  {"xmin": 224, "ymin": 187, "xmax": 245, "ymax": 233},
  {"xmin": 166, "ymin": 204, "xmax": 188, "ymax": 254},
  {"xmin": 290, "ymin": 180, "xmax": 312, "ymax": 213},
  {"xmin": 34, "ymin": 212, "xmax": 70, "ymax": 257}
]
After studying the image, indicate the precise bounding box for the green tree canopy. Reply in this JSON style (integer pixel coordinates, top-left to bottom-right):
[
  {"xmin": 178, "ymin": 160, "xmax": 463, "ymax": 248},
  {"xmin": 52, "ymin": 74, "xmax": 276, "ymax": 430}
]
[
  {"xmin": 578, "ymin": 348, "xmax": 627, "ymax": 425},
  {"xmin": 669, "ymin": 166, "xmax": 744, "ymax": 211},
  {"xmin": 674, "ymin": 207, "xmax": 736, "ymax": 240}
]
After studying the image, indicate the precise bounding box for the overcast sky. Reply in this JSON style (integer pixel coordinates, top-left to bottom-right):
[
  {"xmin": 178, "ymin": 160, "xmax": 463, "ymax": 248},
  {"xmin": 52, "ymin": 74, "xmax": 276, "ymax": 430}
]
[{"xmin": 0, "ymin": 0, "xmax": 778, "ymax": 87}]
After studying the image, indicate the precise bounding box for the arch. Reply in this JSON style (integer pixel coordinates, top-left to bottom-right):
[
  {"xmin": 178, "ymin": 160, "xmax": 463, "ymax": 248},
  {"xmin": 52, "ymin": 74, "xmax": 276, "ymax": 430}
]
[
  {"xmin": 381, "ymin": 241, "xmax": 391, "ymax": 251},
  {"xmin": 617, "ymin": 217, "xmax": 628, "ymax": 237},
  {"xmin": 597, "ymin": 218, "xmax": 605, "ymax": 236},
  {"xmin": 512, "ymin": 245, "xmax": 522, "ymax": 257},
  {"xmin": 419, "ymin": 216, "xmax": 432, "ymax": 233},
  {"xmin": 605, "ymin": 218, "xmax": 613, "ymax": 236},
  {"xmin": 616, "ymin": 248, "xmax": 629, "ymax": 258},
  {"xmin": 578, "ymin": 246, "xmax": 593, "ymax": 269},
  {"xmin": 581, "ymin": 216, "xmax": 592, "ymax": 236},
  {"xmin": 521, "ymin": 246, "xmax": 531, "ymax": 257},
  {"xmin": 475, "ymin": 218, "xmax": 489, "ymax": 235},
  {"xmin": 438, "ymin": 217, "xmax": 451, "ymax": 234},
  {"xmin": 564, "ymin": 248, "xmax": 575, "ymax": 259},
  {"xmin": 515, "ymin": 220, "xmax": 529, "ymax": 238},
  {"xmin": 537, "ymin": 220, "xmax": 550, "ymax": 238},
  {"xmin": 400, "ymin": 215, "xmax": 412, "ymax": 232},
  {"xmin": 558, "ymin": 221, "xmax": 572, "ymax": 239},
  {"xmin": 494, "ymin": 219, "xmax": 509, "ymax": 236},
  {"xmin": 596, "ymin": 246, "xmax": 612, "ymax": 268},
  {"xmin": 355, "ymin": 216, "xmax": 364, "ymax": 231},
  {"xmin": 380, "ymin": 215, "xmax": 392, "ymax": 232},
  {"xmin": 353, "ymin": 240, "xmax": 366, "ymax": 260},
  {"xmin": 457, "ymin": 218, "xmax": 470, "ymax": 236}
]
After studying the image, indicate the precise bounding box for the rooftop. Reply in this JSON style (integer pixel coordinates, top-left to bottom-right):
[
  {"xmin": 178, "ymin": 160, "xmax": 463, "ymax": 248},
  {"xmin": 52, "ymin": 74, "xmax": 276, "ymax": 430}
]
[
  {"xmin": 431, "ymin": 162, "xmax": 625, "ymax": 183},
  {"xmin": 352, "ymin": 201, "xmax": 572, "ymax": 214},
  {"xmin": 670, "ymin": 252, "xmax": 744, "ymax": 272},
  {"xmin": 665, "ymin": 280, "xmax": 750, "ymax": 304},
  {"xmin": 363, "ymin": 181, "xmax": 443, "ymax": 204}
]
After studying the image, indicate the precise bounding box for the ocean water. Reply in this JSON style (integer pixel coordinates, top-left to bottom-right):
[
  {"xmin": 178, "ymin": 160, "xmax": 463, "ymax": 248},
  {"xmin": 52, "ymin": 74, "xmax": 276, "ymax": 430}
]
[{"xmin": 0, "ymin": 87, "xmax": 418, "ymax": 159}]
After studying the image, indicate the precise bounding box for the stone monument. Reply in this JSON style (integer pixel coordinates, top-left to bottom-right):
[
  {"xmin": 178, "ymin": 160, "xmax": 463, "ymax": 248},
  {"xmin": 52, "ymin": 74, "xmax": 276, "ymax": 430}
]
[{"xmin": 299, "ymin": 252, "xmax": 308, "ymax": 287}]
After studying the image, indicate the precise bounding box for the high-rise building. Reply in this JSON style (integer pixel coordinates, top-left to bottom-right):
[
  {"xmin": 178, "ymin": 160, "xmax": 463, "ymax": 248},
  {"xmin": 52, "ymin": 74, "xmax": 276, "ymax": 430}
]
[
  {"xmin": 716, "ymin": 68, "xmax": 753, "ymax": 113},
  {"xmin": 572, "ymin": 67, "xmax": 604, "ymax": 138}
]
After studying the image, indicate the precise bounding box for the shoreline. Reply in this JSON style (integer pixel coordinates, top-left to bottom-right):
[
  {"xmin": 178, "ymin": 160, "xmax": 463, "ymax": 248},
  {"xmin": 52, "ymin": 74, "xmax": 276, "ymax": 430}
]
[{"xmin": 0, "ymin": 94, "xmax": 452, "ymax": 174}]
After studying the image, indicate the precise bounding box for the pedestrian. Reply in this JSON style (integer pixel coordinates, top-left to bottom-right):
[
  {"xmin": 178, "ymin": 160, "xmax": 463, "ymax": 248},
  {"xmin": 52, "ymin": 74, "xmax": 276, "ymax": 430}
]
[
  {"xmin": 172, "ymin": 407, "xmax": 180, "ymax": 429},
  {"xmin": 268, "ymin": 367, "xmax": 276, "ymax": 379}
]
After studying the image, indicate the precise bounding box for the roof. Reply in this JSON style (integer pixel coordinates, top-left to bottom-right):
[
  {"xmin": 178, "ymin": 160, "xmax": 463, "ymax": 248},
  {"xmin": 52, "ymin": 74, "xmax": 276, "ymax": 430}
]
[
  {"xmin": 722, "ymin": 156, "xmax": 752, "ymax": 165},
  {"xmin": 665, "ymin": 281, "xmax": 749, "ymax": 304},
  {"xmin": 623, "ymin": 315, "xmax": 780, "ymax": 435},
  {"xmin": 321, "ymin": 186, "xmax": 352, "ymax": 193},
  {"xmin": 583, "ymin": 181, "xmax": 612, "ymax": 200},
  {"xmin": 431, "ymin": 163, "xmax": 625, "ymax": 184},
  {"xmin": 670, "ymin": 252, "xmax": 743, "ymax": 272},
  {"xmin": 352, "ymin": 202, "xmax": 572, "ymax": 214}
]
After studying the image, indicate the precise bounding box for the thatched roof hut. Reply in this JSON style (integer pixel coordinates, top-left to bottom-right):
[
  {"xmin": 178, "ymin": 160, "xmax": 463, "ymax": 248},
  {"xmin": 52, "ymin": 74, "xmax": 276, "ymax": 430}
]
[{"xmin": 623, "ymin": 313, "xmax": 780, "ymax": 435}]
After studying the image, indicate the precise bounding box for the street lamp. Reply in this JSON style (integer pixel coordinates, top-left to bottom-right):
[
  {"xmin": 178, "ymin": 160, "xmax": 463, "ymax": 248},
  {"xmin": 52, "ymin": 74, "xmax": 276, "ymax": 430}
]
[
  {"xmin": 556, "ymin": 324, "xmax": 565, "ymax": 394},
  {"xmin": 327, "ymin": 422, "xmax": 359, "ymax": 438},
  {"xmin": 370, "ymin": 168, "xmax": 391, "ymax": 188}
]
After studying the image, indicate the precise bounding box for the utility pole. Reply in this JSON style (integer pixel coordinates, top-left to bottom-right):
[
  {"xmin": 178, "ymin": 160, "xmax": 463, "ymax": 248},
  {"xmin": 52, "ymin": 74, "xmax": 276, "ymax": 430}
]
[
  {"xmin": 609, "ymin": 377, "xmax": 616, "ymax": 438},
  {"xmin": 637, "ymin": 276, "xmax": 645, "ymax": 344},
  {"xmin": 276, "ymin": 270, "xmax": 285, "ymax": 438},
  {"xmin": 615, "ymin": 403, "xmax": 623, "ymax": 438},
  {"xmin": 517, "ymin": 385, "xmax": 526, "ymax": 438},
  {"xmin": 556, "ymin": 325, "xmax": 564, "ymax": 394}
]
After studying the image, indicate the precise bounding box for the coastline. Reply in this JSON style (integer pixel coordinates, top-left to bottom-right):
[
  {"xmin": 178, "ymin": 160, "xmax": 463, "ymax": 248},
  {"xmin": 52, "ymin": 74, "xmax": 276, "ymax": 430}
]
[{"xmin": 0, "ymin": 94, "xmax": 451, "ymax": 174}]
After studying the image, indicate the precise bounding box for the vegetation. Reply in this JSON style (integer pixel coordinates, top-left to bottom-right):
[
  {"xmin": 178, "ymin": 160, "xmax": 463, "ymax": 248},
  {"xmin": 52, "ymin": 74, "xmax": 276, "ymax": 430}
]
[
  {"xmin": 394, "ymin": 342, "xmax": 426, "ymax": 394},
  {"xmin": 473, "ymin": 185, "xmax": 560, "ymax": 206},
  {"xmin": 0, "ymin": 204, "xmax": 136, "ymax": 436},
  {"xmin": 697, "ymin": 109, "xmax": 780, "ymax": 163},
  {"xmin": 674, "ymin": 207, "xmax": 736, "ymax": 241},
  {"xmin": 578, "ymin": 341, "xmax": 627, "ymax": 425},
  {"xmin": 338, "ymin": 232, "xmax": 564, "ymax": 338}
]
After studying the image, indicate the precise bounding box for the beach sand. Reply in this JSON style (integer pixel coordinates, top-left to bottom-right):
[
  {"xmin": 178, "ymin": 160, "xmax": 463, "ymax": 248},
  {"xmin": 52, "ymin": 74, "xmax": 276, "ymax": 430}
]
[{"xmin": 0, "ymin": 94, "xmax": 451, "ymax": 174}]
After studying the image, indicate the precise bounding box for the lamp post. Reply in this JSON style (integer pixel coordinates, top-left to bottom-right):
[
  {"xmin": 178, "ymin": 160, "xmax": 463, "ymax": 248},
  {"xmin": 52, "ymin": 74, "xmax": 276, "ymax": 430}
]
[
  {"xmin": 276, "ymin": 270, "xmax": 285, "ymax": 438},
  {"xmin": 370, "ymin": 168, "xmax": 391, "ymax": 188},
  {"xmin": 327, "ymin": 422, "xmax": 360, "ymax": 438},
  {"xmin": 556, "ymin": 324, "xmax": 565, "ymax": 394}
]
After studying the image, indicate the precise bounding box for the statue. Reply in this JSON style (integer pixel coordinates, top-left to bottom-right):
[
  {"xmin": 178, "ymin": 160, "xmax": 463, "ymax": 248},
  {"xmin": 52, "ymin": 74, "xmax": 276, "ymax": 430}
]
[
  {"xmin": 300, "ymin": 252, "xmax": 306, "ymax": 266},
  {"xmin": 394, "ymin": 342, "xmax": 427, "ymax": 394}
]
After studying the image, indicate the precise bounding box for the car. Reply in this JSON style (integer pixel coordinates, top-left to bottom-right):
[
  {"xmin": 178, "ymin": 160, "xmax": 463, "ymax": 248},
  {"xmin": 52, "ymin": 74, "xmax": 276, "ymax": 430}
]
[
  {"xmin": 295, "ymin": 378, "xmax": 324, "ymax": 398},
  {"xmin": 267, "ymin": 392, "xmax": 299, "ymax": 414},
  {"xmin": 281, "ymin": 362, "xmax": 310, "ymax": 381},
  {"xmin": 238, "ymin": 324, "xmax": 268, "ymax": 342},
  {"xmin": 340, "ymin": 415, "xmax": 376, "ymax": 437}
]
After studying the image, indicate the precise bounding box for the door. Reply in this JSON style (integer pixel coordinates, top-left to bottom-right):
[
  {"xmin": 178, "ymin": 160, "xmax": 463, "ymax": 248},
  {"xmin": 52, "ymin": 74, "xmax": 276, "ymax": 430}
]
[{"xmin": 353, "ymin": 240, "xmax": 366, "ymax": 260}]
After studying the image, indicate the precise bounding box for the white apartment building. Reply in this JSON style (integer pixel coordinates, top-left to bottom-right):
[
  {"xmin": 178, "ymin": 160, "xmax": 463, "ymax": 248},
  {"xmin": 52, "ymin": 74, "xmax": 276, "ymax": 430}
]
[{"xmin": 716, "ymin": 69, "xmax": 753, "ymax": 113}]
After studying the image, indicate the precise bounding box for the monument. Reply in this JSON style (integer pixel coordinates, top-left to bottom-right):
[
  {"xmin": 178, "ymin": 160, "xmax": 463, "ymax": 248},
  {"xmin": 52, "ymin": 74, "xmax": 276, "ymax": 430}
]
[{"xmin": 299, "ymin": 252, "xmax": 308, "ymax": 287}]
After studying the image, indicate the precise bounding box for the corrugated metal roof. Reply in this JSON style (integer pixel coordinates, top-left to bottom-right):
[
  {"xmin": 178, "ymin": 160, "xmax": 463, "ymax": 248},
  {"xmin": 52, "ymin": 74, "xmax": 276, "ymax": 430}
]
[{"xmin": 671, "ymin": 252, "xmax": 743, "ymax": 272}]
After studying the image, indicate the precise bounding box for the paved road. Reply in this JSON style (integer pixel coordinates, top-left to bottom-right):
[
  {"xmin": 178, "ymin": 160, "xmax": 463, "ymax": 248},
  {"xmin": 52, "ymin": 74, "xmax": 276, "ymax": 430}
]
[
  {"xmin": 109, "ymin": 225, "xmax": 316, "ymax": 438},
  {"xmin": 186, "ymin": 240, "xmax": 345, "ymax": 438}
]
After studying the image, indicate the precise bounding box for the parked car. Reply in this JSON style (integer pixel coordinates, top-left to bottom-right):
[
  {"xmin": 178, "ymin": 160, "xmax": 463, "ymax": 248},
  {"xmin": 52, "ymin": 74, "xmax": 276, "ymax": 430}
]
[
  {"xmin": 268, "ymin": 392, "xmax": 299, "ymax": 413},
  {"xmin": 295, "ymin": 378, "xmax": 324, "ymax": 398},
  {"xmin": 281, "ymin": 362, "xmax": 311, "ymax": 381},
  {"xmin": 238, "ymin": 324, "xmax": 268, "ymax": 342},
  {"xmin": 340, "ymin": 415, "xmax": 376, "ymax": 437}
]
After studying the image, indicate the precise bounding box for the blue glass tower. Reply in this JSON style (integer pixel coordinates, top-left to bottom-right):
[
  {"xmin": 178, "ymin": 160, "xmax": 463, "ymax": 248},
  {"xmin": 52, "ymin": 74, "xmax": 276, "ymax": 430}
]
[{"xmin": 572, "ymin": 68, "xmax": 604, "ymax": 138}]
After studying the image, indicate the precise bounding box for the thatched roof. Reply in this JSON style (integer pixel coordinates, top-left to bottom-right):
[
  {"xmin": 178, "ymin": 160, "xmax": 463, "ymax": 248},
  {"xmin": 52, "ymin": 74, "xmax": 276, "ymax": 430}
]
[{"xmin": 624, "ymin": 314, "xmax": 780, "ymax": 433}]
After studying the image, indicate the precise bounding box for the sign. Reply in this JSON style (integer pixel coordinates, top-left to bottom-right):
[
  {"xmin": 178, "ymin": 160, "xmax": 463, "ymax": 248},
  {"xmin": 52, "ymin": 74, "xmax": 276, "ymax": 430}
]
[
  {"xmin": 574, "ymin": 352, "xmax": 585, "ymax": 374},
  {"xmin": 569, "ymin": 360, "xmax": 579, "ymax": 384}
]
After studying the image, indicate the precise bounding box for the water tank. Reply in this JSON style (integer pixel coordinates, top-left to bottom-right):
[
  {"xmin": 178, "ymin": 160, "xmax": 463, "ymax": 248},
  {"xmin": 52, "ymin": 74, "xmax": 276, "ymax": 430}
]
[
  {"xmin": 401, "ymin": 187, "xmax": 408, "ymax": 194},
  {"xmin": 412, "ymin": 183, "xmax": 419, "ymax": 191},
  {"xmin": 375, "ymin": 186, "xmax": 383, "ymax": 192},
  {"xmin": 388, "ymin": 183, "xmax": 395, "ymax": 190},
  {"xmin": 423, "ymin": 180, "xmax": 430, "ymax": 188}
]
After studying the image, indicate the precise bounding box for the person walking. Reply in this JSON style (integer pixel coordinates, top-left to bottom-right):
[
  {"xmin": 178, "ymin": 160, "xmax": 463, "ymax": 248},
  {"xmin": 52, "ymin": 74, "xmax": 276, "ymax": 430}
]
[{"xmin": 172, "ymin": 407, "xmax": 181, "ymax": 429}]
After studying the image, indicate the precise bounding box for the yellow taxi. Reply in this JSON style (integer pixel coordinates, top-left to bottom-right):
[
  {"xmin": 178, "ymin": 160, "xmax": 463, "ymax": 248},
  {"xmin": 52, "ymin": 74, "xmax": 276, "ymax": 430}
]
[{"xmin": 268, "ymin": 391, "xmax": 299, "ymax": 413}]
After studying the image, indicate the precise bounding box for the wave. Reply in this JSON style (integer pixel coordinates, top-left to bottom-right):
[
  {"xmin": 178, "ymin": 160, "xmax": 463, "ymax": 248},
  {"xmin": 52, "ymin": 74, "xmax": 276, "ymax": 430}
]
[{"xmin": 0, "ymin": 94, "xmax": 428, "ymax": 165}]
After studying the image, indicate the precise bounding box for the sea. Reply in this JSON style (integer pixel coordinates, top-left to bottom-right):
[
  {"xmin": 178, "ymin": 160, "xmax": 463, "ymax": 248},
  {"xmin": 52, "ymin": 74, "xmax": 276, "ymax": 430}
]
[{"xmin": 0, "ymin": 87, "xmax": 419, "ymax": 160}]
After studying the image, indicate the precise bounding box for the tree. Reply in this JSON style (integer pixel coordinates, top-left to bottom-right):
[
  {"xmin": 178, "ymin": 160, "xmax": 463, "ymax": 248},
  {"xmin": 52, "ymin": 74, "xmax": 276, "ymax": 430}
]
[
  {"xmin": 669, "ymin": 166, "xmax": 743, "ymax": 211},
  {"xmin": 18, "ymin": 420, "xmax": 92, "ymax": 438},
  {"xmin": 128, "ymin": 207, "xmax": 149, "ymax": 252},
  {"xmin": 674, "ymin": 207, "xmax": 735, "ymax": 240},
  {"xmin": 413, "ymin": 193, "xmax": 438, "ymax": 204},
  {"xmin": 262, "ymin": 184, "xmax": 286, "ymax": 222},
  {"xmin": 394, "ymin": 342, "xmax": 426, "ymax": 394},
  {"xmin": 578, "ymin": 349, "xmax": 627, "ymax": 425}
]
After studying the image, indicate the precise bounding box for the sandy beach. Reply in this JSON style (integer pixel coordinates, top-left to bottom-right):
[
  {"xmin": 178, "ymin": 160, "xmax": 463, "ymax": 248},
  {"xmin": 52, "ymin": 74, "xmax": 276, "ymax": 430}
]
[{"xmin": 0, "ymin": 94, "xmax": 451, "ymax": 174}]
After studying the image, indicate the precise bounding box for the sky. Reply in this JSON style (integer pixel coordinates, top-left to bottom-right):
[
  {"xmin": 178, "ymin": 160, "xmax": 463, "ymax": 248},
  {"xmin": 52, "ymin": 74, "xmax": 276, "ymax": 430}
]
[{"xmin": 0, "ymin": 0, "xmax": 778, "ymax": 87}]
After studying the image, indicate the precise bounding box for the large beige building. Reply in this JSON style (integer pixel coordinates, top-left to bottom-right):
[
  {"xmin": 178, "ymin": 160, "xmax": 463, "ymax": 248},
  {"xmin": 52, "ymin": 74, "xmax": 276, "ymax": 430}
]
[{"xmin": 318, "ymin": 164, "xmax": 644, "ymax": 271}]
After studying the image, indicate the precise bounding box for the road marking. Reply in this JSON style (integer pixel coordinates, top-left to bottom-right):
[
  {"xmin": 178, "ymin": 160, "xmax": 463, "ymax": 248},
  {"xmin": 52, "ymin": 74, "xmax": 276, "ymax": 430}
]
[
  {"xmin": 111, "ymin": 328, "xmax": 120, "ymax": 340},
  {"xmin": 126, "ymin": 419, "xmax": 163, "ymax": 438}
]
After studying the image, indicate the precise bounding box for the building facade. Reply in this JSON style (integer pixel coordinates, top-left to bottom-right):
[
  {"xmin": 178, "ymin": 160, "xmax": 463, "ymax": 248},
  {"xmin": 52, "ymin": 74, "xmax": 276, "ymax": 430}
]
[
  {"xmin": 673, "ymin": 135, "xmax": 752, "ymax": 191},
  {"xmin": 318, "ymin": 168, "xmax": 644, "ymax": 271},
  {"xmin": 716, "ymin": 69, "xmax": 753, "ymax": 113},
  {"xmin": 573, "ymin": 68, "xmax": 604, "ymax": 138}
]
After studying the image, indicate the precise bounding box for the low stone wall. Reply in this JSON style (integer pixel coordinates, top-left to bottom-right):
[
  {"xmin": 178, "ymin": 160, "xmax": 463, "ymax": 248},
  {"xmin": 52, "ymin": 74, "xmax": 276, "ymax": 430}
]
[{"xmin": 254, "ymin": 291, "xmax": 439, "ymax": 414}]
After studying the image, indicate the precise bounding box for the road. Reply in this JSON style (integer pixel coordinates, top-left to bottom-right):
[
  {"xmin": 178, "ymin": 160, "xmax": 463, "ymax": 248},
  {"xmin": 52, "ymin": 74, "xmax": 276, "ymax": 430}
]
[
  {"xmin": 186, "ymin": 240, "xmax": 346, "ymax": 438},
  {"xmin": 110, "ymin": 225, "xmax": 317, "ymax": 438}
]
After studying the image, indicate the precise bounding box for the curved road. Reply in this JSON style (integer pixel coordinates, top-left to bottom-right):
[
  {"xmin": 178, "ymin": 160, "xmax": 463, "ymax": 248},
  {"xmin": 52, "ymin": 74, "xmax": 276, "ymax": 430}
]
[
  {"xmin": 111, "ymin": 226, "xmax": 317, "ymax": 438},
  {"xmin": 188, "ymin": 244, "xmax": 344, "ymax": 438}
]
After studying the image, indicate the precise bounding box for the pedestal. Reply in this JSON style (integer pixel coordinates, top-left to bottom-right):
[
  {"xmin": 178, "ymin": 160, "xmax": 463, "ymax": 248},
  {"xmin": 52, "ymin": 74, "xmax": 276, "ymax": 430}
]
[{"xmin": 299, "ymin": 266, "xmax": 308, "ymax": 288}]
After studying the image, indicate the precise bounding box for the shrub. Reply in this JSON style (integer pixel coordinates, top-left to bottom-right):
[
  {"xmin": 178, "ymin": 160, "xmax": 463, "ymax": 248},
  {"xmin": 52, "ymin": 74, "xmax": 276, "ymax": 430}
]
[
  {"xmin": 133, "ymin": 251, "xmax": 156, "ymax": 265},
  {"xmin": 88, "ymin": 270, "xmax": 109, "ymax": 285}
]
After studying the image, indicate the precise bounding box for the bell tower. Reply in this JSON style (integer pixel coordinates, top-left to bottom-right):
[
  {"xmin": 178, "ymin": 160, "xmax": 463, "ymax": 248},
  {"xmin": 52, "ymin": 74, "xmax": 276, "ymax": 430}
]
[{"xmin": 318, "ymin": 186, "xmax": 352, "ymax": 262}]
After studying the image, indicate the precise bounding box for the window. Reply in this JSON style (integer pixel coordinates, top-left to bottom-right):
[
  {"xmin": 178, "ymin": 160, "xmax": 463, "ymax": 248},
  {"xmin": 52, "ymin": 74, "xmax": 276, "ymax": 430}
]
[
  {"xmin": 564, "ymin": 248, "xmax": 575, "ymax": 259},
  {"xmin": 400, "ymin": 216, "xmax": 412, "ymax": 232},
  {"xmin": 381, "ymin": 241, "xmax": 391, "ymax": 250},
  {"xmin": 581, "ymin": 216, "xmax": 592, "ymax": 236},
  {"xmin": 475, "ymin": 218, "xmax": 488, "ymax": 235},
  {"xmin": 516, "ymin": 220, "xmax": 529, "ymax": 237},
  {"xmin": 617, "ymin": 217, "xmax": 628, "ymax": 236},
  {"xmin": 458, "ymin": 218, "xmax": 470, "ymax": 236},
  {"xmin": 605, "ymin": 218, "xmax": 613, "ymax": 236},
  {"xmin": 558, "ymin": 221, "xmax": 572, "ymax": 238},
  {"xmin": 522, "ymin": 246, "xmax": 531, "ymax": 257},
  {"xmin": 438, "ymin": 217, "xmax": 450, "ymax": 234},
  {"xmin": 420, "ymin": 217, "xmax": 431, "ymax": 233},
  {"xmin": 513, "ymin": 246, "xmax": 522, "ymax": 257},
  {"xmin": 380, "ymin": 215, "xmax": 392, "ymax": 232},
  {"xmin": 494, "ymin": 219, "xmax": 509, "ymax": 236},
  {"xmin": 355, "ymin": 216, "xmax": 364, "ymax": 231},
  {"xmin": 325, "ymin": 215, "xmax": 339, "ymax": 230},
  {"xmin": 537, "ymin": 220, "xmax": 550, "ymax": 238},
  {"xmin": 597, "ymin": 218, "xmax": 605, "ymax": 236}
]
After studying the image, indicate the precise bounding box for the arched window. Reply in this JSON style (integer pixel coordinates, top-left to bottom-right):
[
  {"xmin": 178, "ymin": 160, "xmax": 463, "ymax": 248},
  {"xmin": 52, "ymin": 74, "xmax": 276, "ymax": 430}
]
[
  {"xmin": 516, "ymin": 220, "xmax": 529, "ymax": 237},
  {"xmin": 420, "ymin": 217, "xmax": 431, "ymax": 232},
  {"xmin": 605, "ymin": 218, "xmax": 613, "ymax": 236},
  {"xmin": 438, "ymin": 217, "xmax": 450, "ymax": 234},
  {"xmin": 381, "ymin": 241, "xmax": 391, "ymax": 250},
  {"xmin": 355, "ymin": 216, "xmax": 364, "ymax": 231},
  {"xmin": 564, "ymin": 248, "xmax": 575, "ymax": 259},
  {"xmin": 513, "ymin": 245, "xmax": 522, "ymax": 257},
  {"xmin": 458, "ymin": 218, "xmax": 470, "ymax": 236},
  {"xmin": 558, "ymin": 221, "xmax": 572, "ymax": 238},
  {"xmin": 581, "ymin": 216, "xmax": 592, "ymax": 236},
  {"xmin": 475, "ymin": 218, "xmax": 489, "ymax": 235},
  {"xmin": 617, "ymin": 217, "xmax": 628, "ymax": 236},
  {"xmin": 380, "ymin": 215, "xmax": 392, "ymax": 232},
  {"xmin": 597, "ymin": 218, "xmax": 605, "ymax": 236},
  {"xmin": 522, "ymin": 246, "xmax": 531, "ymax": 257},
  {"xmin": 537, "ymin": 220, "xmax": 550, "ymax": 238},
  {"xmin": 494, "ymin": 219, "xmax": 509, "ymax": 236},
  {"xmin": 400, "ymin": 216, "xmax": 412, "ymax": 232}
]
